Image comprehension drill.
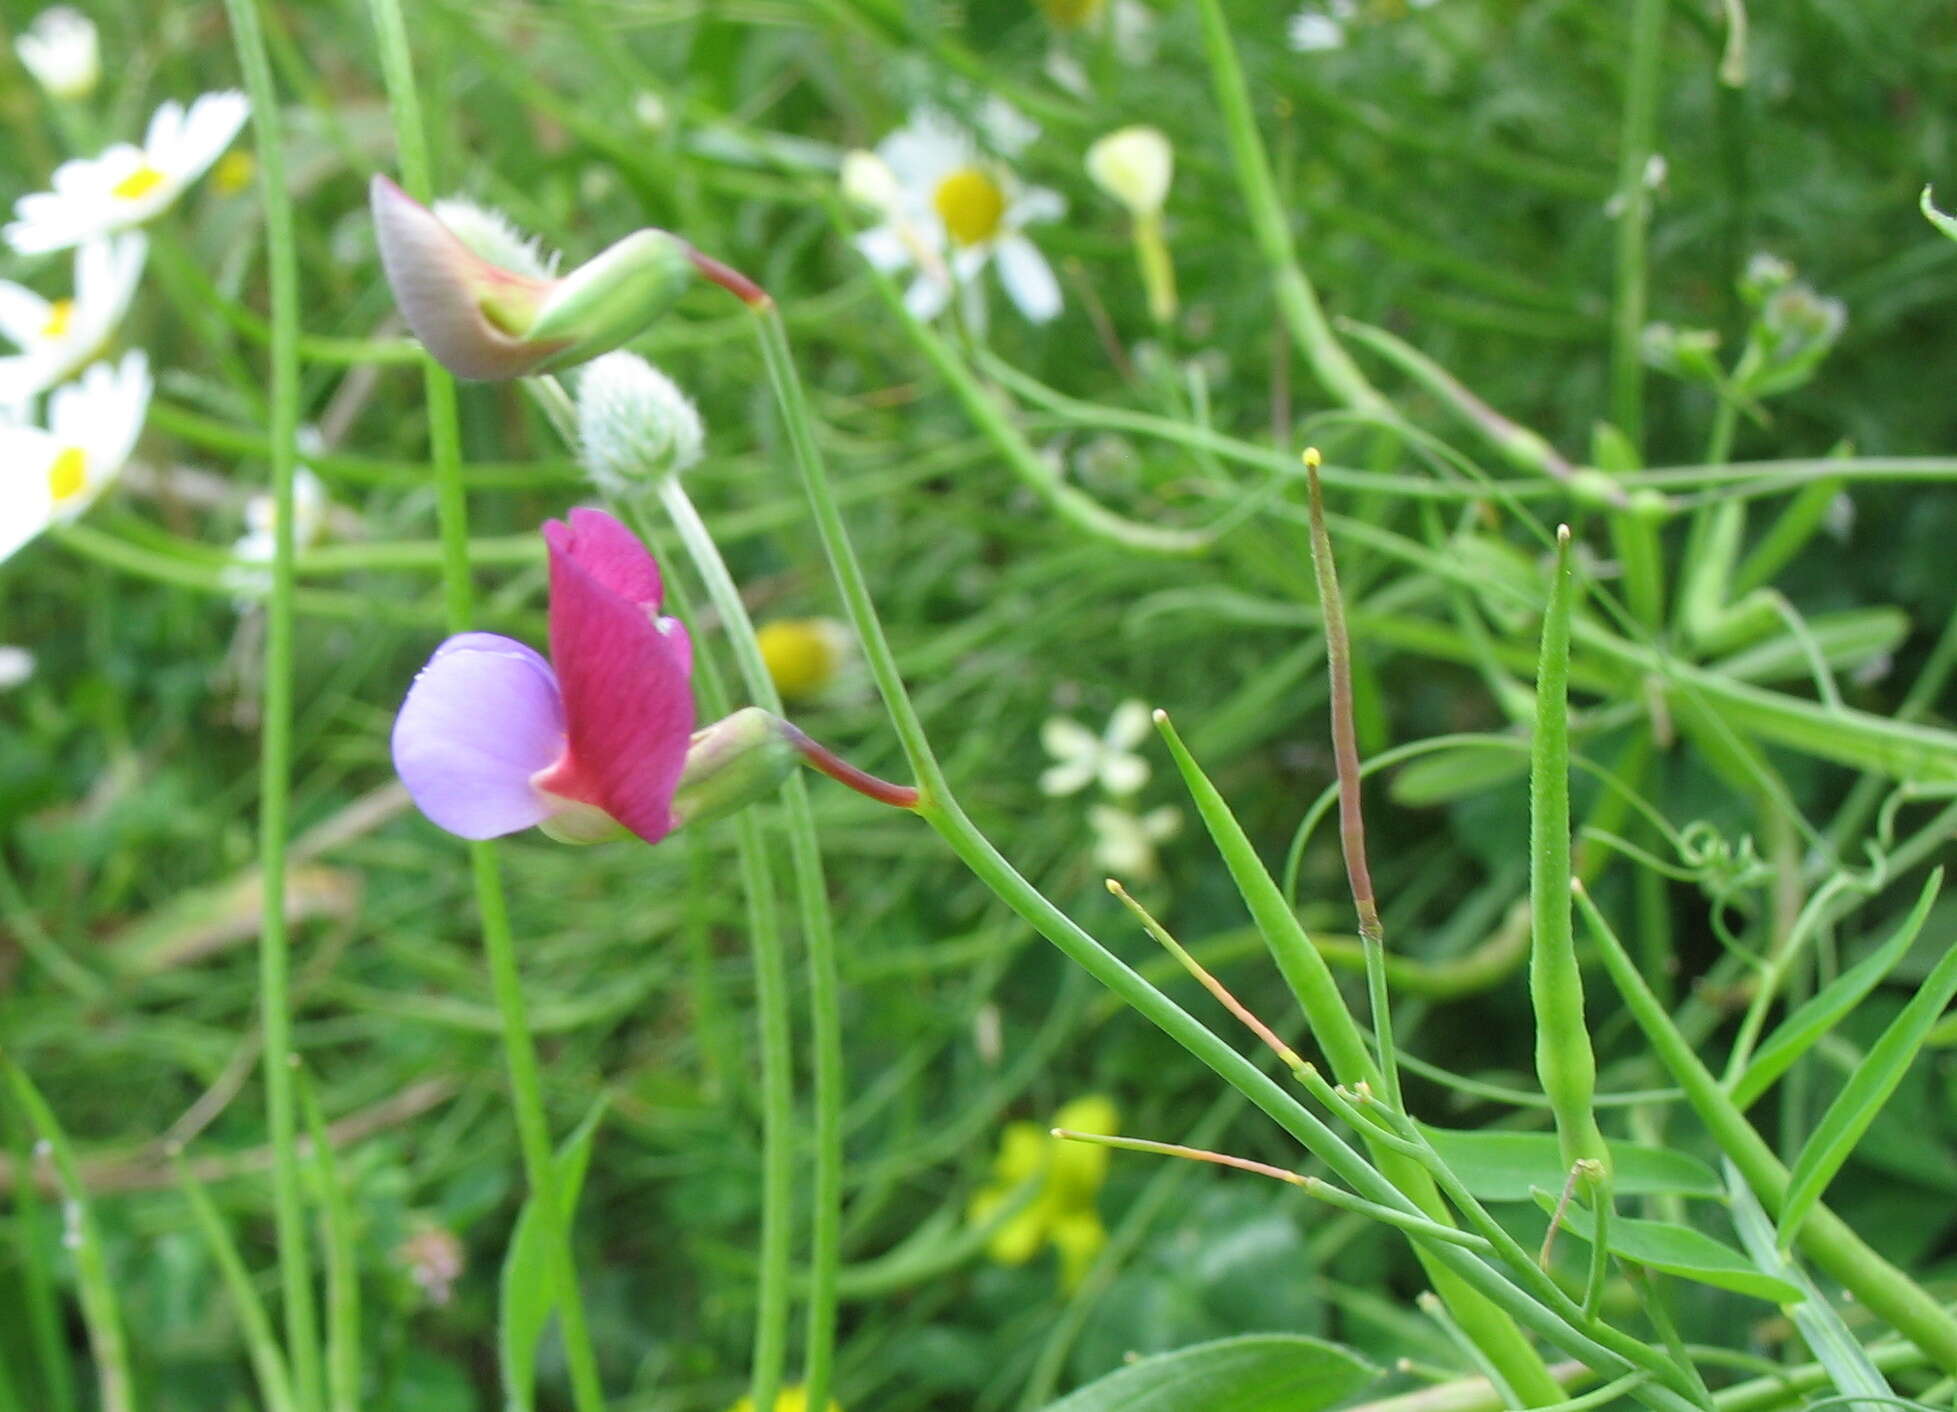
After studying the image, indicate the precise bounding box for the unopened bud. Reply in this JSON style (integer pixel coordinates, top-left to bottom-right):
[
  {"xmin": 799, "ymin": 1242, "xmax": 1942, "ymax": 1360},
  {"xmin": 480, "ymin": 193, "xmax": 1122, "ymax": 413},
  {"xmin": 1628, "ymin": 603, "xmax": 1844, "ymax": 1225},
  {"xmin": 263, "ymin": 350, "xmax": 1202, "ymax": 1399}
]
[
  {"xmin": 1639, "ymin": 322, "xmax": 1722, "ymax": 384},
  {"xmin": 1085, "ymin": 126, "xmax": 1173, "ymax": 219},
  {"xmin": 16, "ymin": 7, "xmax": 98, "ymax": 100},
  {"xmin": 576, "ymin": 352, "xmax": 704, "ymax": 493},
  {"xmin": 1739, "ymin": 252, "xmax": 1793, "ymax": 307},
  {"xmin": 840, "ymin": 150, "xmax": 902, "ymax": 216},
  {"xmin": 668, "ymin": 707, "xmax": 797, "ymax": 828},
  {"xmin": 370, "ymin": 176, "xmax": 696, "ymax": 381}
]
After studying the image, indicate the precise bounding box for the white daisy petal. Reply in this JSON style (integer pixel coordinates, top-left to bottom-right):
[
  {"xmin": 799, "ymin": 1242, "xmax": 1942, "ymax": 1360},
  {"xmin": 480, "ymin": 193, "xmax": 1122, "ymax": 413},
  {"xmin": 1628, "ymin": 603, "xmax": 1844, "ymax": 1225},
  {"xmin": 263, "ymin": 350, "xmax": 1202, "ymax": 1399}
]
[
  {"xmin": 994, "ymin": 236, "xmax": 1062, "ymax": 323},
  {"xmin": 1008, "ymin": 186, "xmax": 1067, "ymax": 227},
  {"xmin": 902, "ymin": 270, "xmax": 952, "ymax": 322},
  {"xmin": 854, "ymin": 224, "xmax": 915, "ymax": 274},
  {"xmin": 172, "ymin": 91, "xmax": 250, "ymax": 181},
  {"xmin": 0, "ymin": 282, "xmax": 54, "ymax": 347},
  {"xmin": 0, "ymin": 425, "xmax": 60, "ymax": 563}
]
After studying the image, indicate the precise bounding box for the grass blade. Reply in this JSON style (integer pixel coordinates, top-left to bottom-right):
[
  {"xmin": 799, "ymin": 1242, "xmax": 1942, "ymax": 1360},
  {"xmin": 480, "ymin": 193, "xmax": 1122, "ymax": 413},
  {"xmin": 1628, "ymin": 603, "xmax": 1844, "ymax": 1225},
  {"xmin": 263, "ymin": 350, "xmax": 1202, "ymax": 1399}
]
[
  {"xmin": 3, "ymin": 1062, "xmax": 136, "ymax": 1412},
  {"xmin": 501, "ymin": 1097, "xmax": 609, "ymax": 1411},
  {"xmin": 1778, "ymin": 868, "xmax": 1954, "ymax": 1248},
  {"xmin": 1730, "ymin": 875, "xmax": 1941, "ymax": 1109},
  {"xmin": 297, "ymin": 1073, "xmax": 362, "ymax": 1412},
  {"xmin": 174, "ymin": 1152, "xmax": 299, "ymax": 1412}
]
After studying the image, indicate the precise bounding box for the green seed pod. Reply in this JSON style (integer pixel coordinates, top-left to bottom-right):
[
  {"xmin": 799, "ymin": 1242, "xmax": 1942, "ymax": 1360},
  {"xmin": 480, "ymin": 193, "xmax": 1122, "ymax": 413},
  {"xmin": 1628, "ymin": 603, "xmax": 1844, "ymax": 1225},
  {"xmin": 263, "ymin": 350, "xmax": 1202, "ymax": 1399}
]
[{"xmin": 1530, "ymin": 527, "xmax": 1611, "ymax": 1178}]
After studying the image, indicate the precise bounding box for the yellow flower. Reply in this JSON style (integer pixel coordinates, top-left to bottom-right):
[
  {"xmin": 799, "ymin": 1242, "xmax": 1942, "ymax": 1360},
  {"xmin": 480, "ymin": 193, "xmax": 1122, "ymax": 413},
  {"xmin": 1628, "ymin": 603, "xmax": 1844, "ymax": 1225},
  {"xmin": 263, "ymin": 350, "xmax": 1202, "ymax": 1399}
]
[
  {"xmin": 214, "ymin": 150, "xmax": 256, "ymax": 195},
  {"xmin": 969, "ymin": 1095, "xmax": 1118, "ymax": 1289},
  {"xmin": 757, "ymin": 618, "xmax": 854, "ymax": 701},
  {"xmin": 726, "ymin": 1387, "xmax": 842, "ymax": 1412}
]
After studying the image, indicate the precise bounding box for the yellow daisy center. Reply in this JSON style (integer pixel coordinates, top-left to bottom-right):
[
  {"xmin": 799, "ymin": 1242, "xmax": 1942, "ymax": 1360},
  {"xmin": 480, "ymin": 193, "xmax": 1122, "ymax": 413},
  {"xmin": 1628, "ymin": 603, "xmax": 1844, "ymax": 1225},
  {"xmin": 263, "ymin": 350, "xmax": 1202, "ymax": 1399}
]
[
  {"xmin": 111, "ymin": 164, "xmax": 167, "ymax": 201},
  {"xmin": 48, "ymin": 446, "xmax": 87, "ymax": 503},
  {"xmin": 39, "ymin": 298, "xmax": 74, "ymax": 340},
  {"xmin": 933, "ymin": 166, "xmax": 1006, "ymax": 247},
  {"xmin": 214, "ymin": 150, "xmax": 255, "ymax": 195}
]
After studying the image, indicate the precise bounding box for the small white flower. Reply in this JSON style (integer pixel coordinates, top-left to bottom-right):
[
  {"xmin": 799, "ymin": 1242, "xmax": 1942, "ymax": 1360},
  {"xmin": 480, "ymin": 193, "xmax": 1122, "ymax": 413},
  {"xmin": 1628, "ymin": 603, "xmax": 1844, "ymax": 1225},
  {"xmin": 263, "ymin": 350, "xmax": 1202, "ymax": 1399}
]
[
  {"xmin": 1085, "ymin": 127, "xmax": 1173, "ymax": 219},
  {"xmin": 0, "ymin": 233, "xmax": 146, "ymax": 401},
  {"xmin": 1288, "ymin": 10, "xmax": 1347, "ymax": 50},
  {"xmin": 1089, "ymin": 803, "xmax": 1181, "ymax": 881},
  {"xmin": 1041, "ymin": 700, "xmax": 1152, "ymax": 797},
  {"xmin": 0, "ymin": 645, "xmax": 35, "ymax": 690},
  {"xmin": 6, "ymin": 92, "xmax": 250, "ymax": 254},
  {"xmin": 851, "ymin": 105, "xmax": 1065, "ymax": 325},
  {"xmin": 0, "ymin": 351, "xmax": 151, "ymax": 563},
  {"xmin": 15, "ymin": 7, "xmax": 98, "ymax": 100}
]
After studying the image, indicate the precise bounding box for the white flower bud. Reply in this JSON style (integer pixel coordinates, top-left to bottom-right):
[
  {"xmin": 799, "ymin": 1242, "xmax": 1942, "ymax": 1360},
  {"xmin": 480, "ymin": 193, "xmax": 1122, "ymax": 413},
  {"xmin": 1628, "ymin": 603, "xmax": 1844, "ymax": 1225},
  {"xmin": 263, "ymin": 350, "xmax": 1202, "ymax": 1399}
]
[
  {"xmin": 16, "ymin": 8, "xmax": 98, "ymax": 100},
  {"xmin": 576, "ymin": 351, "xmax": 704, "ymax": 493},
  {"xmin": 429, "ymin": 198, "xmax": 558, "ymax": 280},
  {"xmin": 1085, "ymin": 126, "xmax": 1173, "ymax": 218},
  {"xmin": 840, "ymin": 150, "xmax": 902, "ymax": 217}
]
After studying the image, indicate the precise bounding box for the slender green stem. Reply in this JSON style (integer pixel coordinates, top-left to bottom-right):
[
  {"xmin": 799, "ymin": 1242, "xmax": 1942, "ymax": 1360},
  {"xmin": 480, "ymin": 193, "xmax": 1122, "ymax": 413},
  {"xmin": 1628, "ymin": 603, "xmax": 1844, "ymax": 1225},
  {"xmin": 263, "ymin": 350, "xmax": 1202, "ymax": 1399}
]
[
  {"xmin": 1610, "ymin": 0, "xmax": 1668, "ymax": 447},
  {"xmin": 648, "ymin": 476, "xmax": 845, "ymax": 1412},
  {"xmin": 222, "ymin": 2, "xmax": 321, "ymax": 1405},
  {"xmin": 1194, "ymin": 0, "xmax": 1388, "ymax": 416},
  {"xmin": 365, "ymin": 3, "xmax": 605, "ymax": 1407}
]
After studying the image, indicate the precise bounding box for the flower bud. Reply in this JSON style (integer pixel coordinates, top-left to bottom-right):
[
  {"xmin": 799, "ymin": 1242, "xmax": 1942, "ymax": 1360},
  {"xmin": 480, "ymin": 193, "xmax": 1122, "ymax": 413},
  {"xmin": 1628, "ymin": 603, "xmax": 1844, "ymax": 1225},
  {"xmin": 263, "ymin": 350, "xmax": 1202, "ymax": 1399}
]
[
  {"xmin": 370, "ymin": 176, "xmax": 696, "ymax": 381},
  {"xmin": 840, "ymin": 150, "xmax": 902, "ymax": 217},
  {"xmin": 576, "ymin": 352, "xmax": 704, "ymax": 493},
  {"xmin": 668, "ymin": 707, "xmax": 798, "ymax": 828},
  {"xmin": 1085, "ymin": 126, "xmax": 1173, "ymax": 219},
  {"xmin": 757, "ymin": 617, "xmax": 854, "ymax": 702},
  {"xmin": 1638, "ymin": 322, "xmax": 1722, "ymax": 384},
  {"xmin": 1739, "ymin": 251, "xmax": 1793, "ymax": 307},
  {"xmin": 16, "ymin": 8, "xmax": 98, "ymax": 101}
]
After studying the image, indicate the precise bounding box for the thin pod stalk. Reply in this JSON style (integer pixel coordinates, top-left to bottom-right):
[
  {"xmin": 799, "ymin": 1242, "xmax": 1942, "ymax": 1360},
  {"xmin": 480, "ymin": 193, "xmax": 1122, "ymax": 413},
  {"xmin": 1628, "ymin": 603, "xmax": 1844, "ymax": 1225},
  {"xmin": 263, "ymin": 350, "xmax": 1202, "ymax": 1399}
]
[
  {"xmin": 1303, "ymin": 448, "xmax": 1401, "ymax": 1109},
  {"xmin": 1530, "ymin": 527, "xmax": 1610, "ymax": 1178}
]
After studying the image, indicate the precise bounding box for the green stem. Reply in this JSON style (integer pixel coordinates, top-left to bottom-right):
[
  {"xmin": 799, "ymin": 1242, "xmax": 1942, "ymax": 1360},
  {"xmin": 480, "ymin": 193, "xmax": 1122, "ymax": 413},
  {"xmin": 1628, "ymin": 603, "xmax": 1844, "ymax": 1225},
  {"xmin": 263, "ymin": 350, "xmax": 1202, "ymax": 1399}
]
[
  {"xmin": 1610, "ymin": 0, "xmax": 1667, "ymax": 448},
  {"xmin": 222, "ymin": 2, "xmax": 321, "ymax": 1405},
  {"xmin": 364, "ymin": 3, "xmax": 606, "ymax": 1407},
  {"xmin": 1194, "ymin": 0, "xmax": 1388, "ymax": 416},
  {"xmin": 650, "ymin": 475, "xmax": 845, "ymax": 1412}
]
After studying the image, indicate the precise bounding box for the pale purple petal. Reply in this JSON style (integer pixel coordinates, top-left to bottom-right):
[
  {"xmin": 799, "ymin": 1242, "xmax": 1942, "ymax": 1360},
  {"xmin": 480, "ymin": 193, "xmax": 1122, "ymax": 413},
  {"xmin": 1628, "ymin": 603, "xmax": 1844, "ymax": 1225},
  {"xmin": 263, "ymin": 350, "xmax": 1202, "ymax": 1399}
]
[{"xmin": 392, "ymin": 632, "xmax": 567, "ymax": 839}]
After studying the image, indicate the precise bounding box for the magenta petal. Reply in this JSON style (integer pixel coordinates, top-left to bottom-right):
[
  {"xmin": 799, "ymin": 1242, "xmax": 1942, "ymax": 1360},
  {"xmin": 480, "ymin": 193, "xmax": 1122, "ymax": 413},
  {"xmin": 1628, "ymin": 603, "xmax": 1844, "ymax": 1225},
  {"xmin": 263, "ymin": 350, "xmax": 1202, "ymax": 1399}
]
[
  {"xmin": 392, "ymin": 633, "xmax": 567, "ymax": 839},
  {"xmin": 545, "ymin": 507, "xmax": 665, "ymax": 611},
  {"xmin": 543, "ymin": 526, "xmax": 695, "ymax": 843}
]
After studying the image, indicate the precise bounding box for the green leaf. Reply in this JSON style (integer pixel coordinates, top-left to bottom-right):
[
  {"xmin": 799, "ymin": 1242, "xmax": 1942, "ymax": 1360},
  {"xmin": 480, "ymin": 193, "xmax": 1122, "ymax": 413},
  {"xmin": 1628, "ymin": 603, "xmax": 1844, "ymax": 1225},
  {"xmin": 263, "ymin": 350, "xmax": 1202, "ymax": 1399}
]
[
  {"xmin": 1420, "ymin": 1127, "xmax": 1720, "ymax": 1201},
  {"xmin": 1043, "ymin": 1334, "xmax": 1375, "ymax": 1412},
  {"xmin": 1923, "ymin": 186, "xmax": 1957, "ymax": 244},
  {"xmin": 1528, "ymin": 1189, "xmax": 1803, "ymax": 1304},
  {"xmin": 500, "ymin": 1098, "xmax": 609, "ymax": 1412},
  {"xmin": 1780, "ymin": 869, "xmax": 1953, "ymax": 1248},
  {"xmin": 1732, "ymin": 875, "xmax": 1942, "ymax": 1108}
]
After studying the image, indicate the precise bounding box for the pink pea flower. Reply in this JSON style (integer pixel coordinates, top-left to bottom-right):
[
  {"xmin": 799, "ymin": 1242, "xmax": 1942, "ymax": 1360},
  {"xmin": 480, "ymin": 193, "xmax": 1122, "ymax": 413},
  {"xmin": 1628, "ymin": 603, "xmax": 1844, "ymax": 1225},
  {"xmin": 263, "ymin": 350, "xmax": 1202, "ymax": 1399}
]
[{"xmin": 391, "ymin": 507, "xmax": 695, "ymax": 844}]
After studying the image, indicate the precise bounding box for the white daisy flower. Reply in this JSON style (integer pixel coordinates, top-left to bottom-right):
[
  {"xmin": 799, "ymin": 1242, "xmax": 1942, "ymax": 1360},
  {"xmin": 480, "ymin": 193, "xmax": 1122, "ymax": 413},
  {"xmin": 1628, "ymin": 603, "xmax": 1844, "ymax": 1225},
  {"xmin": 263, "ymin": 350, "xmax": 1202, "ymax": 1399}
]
[
  {"xmin": 1288, "ymin": 10, "xmax": 1347, "ymax": 50},
  {"xmin": 1089, "ymin": 803, "xmax": 1181, "ymax": 881},
  {"xmin": 0, "ymin": 234, "xmax": 146, "ymax": 402},
  {"xmin": 6, "ymin": 92, "xmax": 250, "ymax": 255},
  {"xmin": 850, "ymin": 104, "xmax": 1065, "ymax": 325},
  {"xmin": 0, "ymin": 351, "xmax": 151, "ymax": 563},
  {"xmin": 1040, "ymin": 699, "xmax": 1153, "ymax": 798},
  {"xmin": 15, "ymin": 7, "xmax": 98, "ymax": 100}
]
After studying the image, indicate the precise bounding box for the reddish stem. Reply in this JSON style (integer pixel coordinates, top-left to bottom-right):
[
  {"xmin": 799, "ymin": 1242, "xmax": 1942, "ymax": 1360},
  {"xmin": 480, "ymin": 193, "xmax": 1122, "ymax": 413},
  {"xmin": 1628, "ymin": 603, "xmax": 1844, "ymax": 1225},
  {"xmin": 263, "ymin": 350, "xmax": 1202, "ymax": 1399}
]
[
  {"xmin": 779, "ymin": 723, "xmax": 921, "ymax": 810},
  {"xmin": 686, "ymin": 247, "xmax": 770, "ymax": 308}
]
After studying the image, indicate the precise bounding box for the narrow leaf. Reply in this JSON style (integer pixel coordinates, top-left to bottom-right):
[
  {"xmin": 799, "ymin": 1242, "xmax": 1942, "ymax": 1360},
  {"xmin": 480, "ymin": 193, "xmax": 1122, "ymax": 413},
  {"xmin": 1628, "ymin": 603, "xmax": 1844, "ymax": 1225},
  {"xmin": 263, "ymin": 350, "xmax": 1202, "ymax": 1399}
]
[
  {"xmin": 1728, "ymin": 1161, "xmax": 1893, "ymax": 1412},
  {"xmin": 175, "ymin": 1155, "xmax": 298, "ymax": 1412},
  {"xmin": 1732, "ymin": 875, "xmax": 1942, "ymax": 1108},
  {"xmin": 1421, "ymin": 1127, "xmax": 1719, "ymax": 1201},
  {"xmin": 1527, "ymin": 1188, "xmax": 1802, "ymax": 1304},
  {"xmin": 1043, "ymin": 1334, "xmax": 1376, "ymax": 1412},
  {"xmin": 1780, "ymin": 869, "xmax": 1952, "ymax": 1248},
  {"xmin": 500, "ymin": 1098, "xmax": 609, "ymax": 1411}
]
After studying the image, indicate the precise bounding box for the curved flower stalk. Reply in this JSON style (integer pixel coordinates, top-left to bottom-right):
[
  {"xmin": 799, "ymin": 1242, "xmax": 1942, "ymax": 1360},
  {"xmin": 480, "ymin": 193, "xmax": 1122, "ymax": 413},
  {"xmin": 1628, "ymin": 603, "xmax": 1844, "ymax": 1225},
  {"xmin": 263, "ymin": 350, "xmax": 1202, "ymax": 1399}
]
[
  {"xmin": 845, "ymin": 104, "xmax": 1064, "ymax": 325},
  {"xmin": 0, "ymin": 351, "xmax": 150, "ymax": 563},
  {"xmin": 0, "ymin": 233, "xmax": 146, "ymax": 401},
  {"xmin": 6, "ymin": 93, "xmax": 249, "ymax": 254},
  {"xmin": 369, "ymin": 177, "xmax": 696, "ymax": 380},
  {"xmin": 391, "ymin": 508, "xmax": 916, "ymax": 844}
]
